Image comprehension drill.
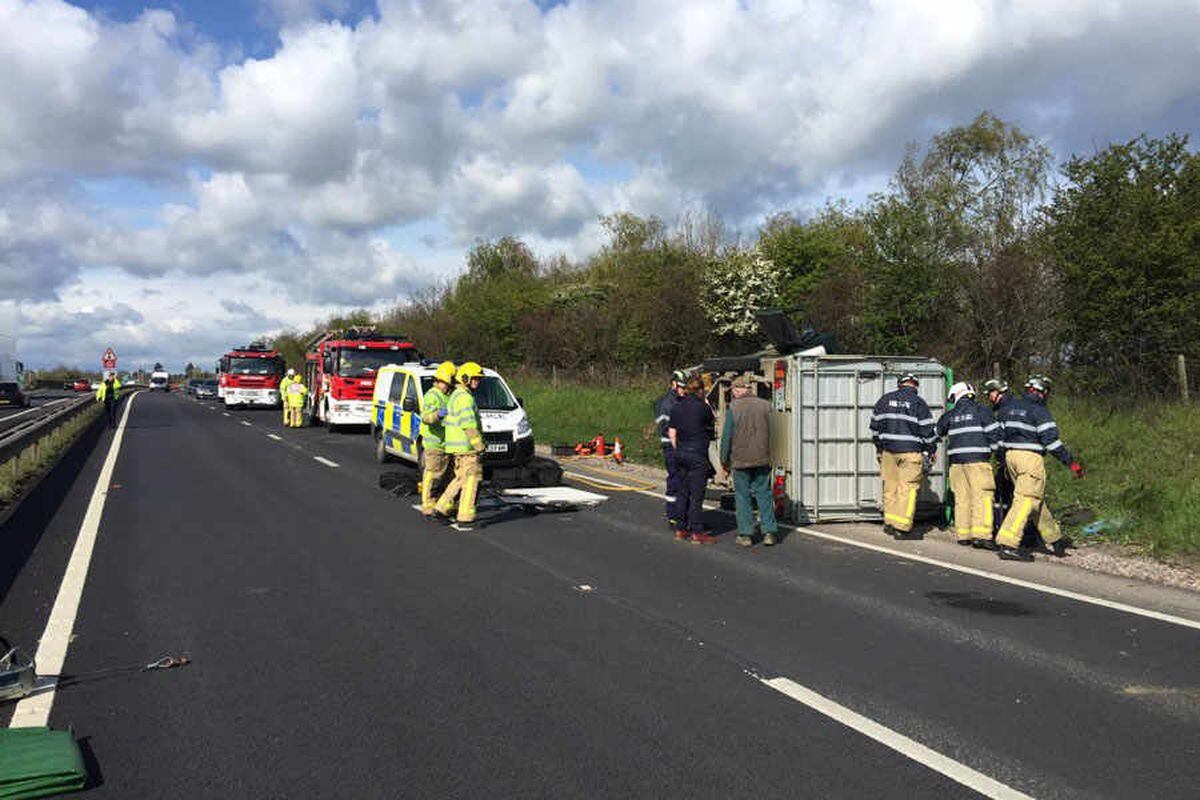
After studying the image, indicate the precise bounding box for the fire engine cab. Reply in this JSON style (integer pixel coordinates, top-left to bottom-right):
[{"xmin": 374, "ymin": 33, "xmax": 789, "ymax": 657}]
[
  {"xmin": 219, "ymin": 345, "xmax": 285, "ymax": 409},
  {"xmin": 304, "ymin": 327, "xmax": 422, "ymax": 430}
]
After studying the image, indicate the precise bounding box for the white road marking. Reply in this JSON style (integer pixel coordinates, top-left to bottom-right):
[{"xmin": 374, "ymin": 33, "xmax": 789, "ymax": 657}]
[
  {"xmin": 314, "ymin": 456, "xmax": 339, "ymax": 468},
  {"xmin": 760, "ymin": 676, "xmax": 1033, "ymax": 800},
  {"xmin": 562, "ymin": 469, "xmax": 1200, "ymax": 631},
  {"xmin": 222, "ymin": 412, "xmax": 231, "ymax": 417},
  {"xmin": 240, "ymin": 420, "xmax": 252, "ymax": 427},
  {"xmin": 267, "ymin": 434, "xmax": 282, "ymax": 441},
  {"xmin": 10, "ymin": 393, "xmax": 139, "ymax": 728}
]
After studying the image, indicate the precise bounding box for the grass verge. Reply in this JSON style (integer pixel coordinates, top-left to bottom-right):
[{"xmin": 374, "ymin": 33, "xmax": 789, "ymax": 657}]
[
  {"xmin": 0, "ymin": 404, "xmax": 102, "ymax": 508},
  {"xmin": 514, "ymin": 375, "xmax": 1200, "ymax": 560}
]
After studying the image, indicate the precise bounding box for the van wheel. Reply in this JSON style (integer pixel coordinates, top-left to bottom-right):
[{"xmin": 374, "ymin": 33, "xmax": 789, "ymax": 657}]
[{"xmin": 375, "ymin": 432, "xmax": 394, "ymax": 463}]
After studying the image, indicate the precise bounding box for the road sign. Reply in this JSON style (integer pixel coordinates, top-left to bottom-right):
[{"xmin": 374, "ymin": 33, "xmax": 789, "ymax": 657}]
[{"xmin": 102, "ymin": 348, "xmax": 117, "ymax": 370}]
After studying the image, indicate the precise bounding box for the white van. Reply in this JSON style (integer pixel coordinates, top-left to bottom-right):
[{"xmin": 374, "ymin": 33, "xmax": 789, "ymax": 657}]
[{"xmin": 370, "ymin": 363, "xmax": 534, "ymax": 468}]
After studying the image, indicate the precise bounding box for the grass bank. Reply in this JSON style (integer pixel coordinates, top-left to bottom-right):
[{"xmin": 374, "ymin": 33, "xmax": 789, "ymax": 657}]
[{"xmin": 513, "ymin": 375, "xmax": 1200, "ymax": 559}]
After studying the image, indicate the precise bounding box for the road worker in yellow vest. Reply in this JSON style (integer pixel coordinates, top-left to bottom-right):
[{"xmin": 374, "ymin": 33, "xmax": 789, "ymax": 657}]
[
  {"xmin": 280, "ymin": 368, "xmax": 296, "ymax": 424},
  {"xmin": 433, "ymin": 361, "xmax": 486, "ymax": 528},
  {"xmin": 284, "ymin": 374, "xmax": 307, "ymax": 428},
  {"xmin": 418, "ymin": 360, "xmax": 456, "ymax": 518}
]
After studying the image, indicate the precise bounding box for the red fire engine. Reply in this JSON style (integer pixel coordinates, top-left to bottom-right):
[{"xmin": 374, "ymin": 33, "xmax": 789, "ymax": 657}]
[
  {"xmin": 218, "ymin": 344, "xmax": 286, "ymax": 409},
  {"xmin": 304, "ymin": 327, "xmax": 421, "ymax": 430}
]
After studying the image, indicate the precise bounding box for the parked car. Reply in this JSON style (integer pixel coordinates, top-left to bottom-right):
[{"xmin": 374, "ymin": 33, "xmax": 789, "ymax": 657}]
[
  {"xmin": 72, "ymin": 379, "xmax": 91, "ymax": 392},
  {"xmin": 0, "ymin": 382, "xmax": 30, "ymax": 408}
]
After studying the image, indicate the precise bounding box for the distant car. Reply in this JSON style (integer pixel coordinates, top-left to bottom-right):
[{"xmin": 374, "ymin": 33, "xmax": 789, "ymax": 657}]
[
  {"xmin": 0, "ymin": 382, "xmax": 30, "ymax": 408},
  {"xmin": 72, "ymin": 379, "xmax": 91, "ymax": 392},
  {"xmin": 194, "ymin": 380, "xmax": 218, "ymax": 398}
]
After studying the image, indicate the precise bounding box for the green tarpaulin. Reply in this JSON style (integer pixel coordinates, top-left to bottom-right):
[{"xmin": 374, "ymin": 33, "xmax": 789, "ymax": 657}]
[{"xmin": 0, "ymin": 727, "xmax": 87, "ymax": 799}]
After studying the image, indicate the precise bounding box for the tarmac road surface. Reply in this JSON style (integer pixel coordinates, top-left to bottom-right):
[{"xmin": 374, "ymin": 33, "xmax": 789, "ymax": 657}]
[{"xmin": 2, "ymin": 390, "xmax": 1198, "ymax": 798}]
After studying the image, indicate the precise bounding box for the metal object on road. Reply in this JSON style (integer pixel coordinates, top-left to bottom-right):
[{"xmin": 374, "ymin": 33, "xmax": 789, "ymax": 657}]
[{"xmin": 0, "ymin": 637, "xmax": 37, "ymax": 701}]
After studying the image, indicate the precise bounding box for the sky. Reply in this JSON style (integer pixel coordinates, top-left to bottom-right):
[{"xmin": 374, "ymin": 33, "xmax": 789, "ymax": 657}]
[{"xmin": 2, "ymin": 0, "xmax": 1199, "ymax": 371}]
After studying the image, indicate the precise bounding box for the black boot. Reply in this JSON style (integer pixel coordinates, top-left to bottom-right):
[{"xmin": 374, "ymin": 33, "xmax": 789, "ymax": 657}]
[
  {"xmin": 1050, "ymin": 537, "xmax": 1072, "ymax": 557},
  {"xmin": 998, "ymin": 546, "xmax": 1034, "ymax": 562}
]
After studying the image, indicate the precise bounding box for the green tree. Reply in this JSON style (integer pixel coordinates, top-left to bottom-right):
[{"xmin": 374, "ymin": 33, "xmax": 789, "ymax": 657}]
[{"xmin": 1044, "ymin": 134, "xmax": 1200, "ymax": 395}]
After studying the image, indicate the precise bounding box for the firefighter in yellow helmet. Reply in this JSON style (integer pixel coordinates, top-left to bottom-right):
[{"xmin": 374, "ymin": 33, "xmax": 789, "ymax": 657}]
[
  {"xmin": 434, "ymin": 361, "xmax": 486, "ymax": 528},
  {"xmin": 418, "ymin": 361, "xmax": 456, "ymax": 518},
  {"xmin": 284, "ymin": 372, "xmax": 307, "ymax": 427},
  {"xmin": 279, "ymin": 368, "xmax": 296, "ymax": 424}
]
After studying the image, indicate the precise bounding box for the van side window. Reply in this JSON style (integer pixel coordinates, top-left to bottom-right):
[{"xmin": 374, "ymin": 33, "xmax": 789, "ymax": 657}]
[
  {"xmin": 388, "ymin": 373, "xmax": 405, "ymax": 403},
  {"xmin": 401, "ymin": 374, "xmax": 415, "ymax": 405}
]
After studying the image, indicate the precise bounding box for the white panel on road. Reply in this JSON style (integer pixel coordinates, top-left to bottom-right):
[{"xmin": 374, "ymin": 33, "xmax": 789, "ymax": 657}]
[{"xmin": 500, "ymin": 486, "xmax": 608, "ymax": 508}]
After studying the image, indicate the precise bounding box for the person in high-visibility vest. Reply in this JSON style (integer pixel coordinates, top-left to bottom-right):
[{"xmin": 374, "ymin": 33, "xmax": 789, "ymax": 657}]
[
  {"xmin": 95, "ymin": 372, "xmax": 122, "ymax": 428},
  {"xmin": 280, "ymin": 368, "xmax": 296, "ymax": 424},
  {"xmin": 284, "ymin": 375, "xmax": 307, "ymax": 428},
  {"xmin": 419, "ymin": 361, "xmax": 457, "ymax": 518},
  {"xmin": 433, "ymin": 361, "xmax": 486, "ymax": 528}
]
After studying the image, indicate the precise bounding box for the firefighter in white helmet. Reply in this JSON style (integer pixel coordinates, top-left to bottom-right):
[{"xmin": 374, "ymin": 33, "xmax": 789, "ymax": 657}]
[
  {"xmin": 934, "ymin": 382, "xmax": 1002, "ymax": 549},
  {"xmin": 280, "ymin": 368, "xmax": 297, "ymax": 424}
]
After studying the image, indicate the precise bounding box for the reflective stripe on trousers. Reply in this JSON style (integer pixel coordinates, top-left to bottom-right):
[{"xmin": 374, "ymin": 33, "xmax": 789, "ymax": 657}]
[
  {"xmin": 996, "ymin": 450, "xmax": 1061, "ymax": 547},
  {"xmin": 948, "ymin": 461, "xmax": 996, "ymax": 541},
  {"xmin": 435, "ymin": 451, "xmax": 483, "ymax": 523},
  {"xmin": 421, "ymin": 448, "xmax": 451, "ymax": 514},
  {"xmin": 880, "ymin": 451, "xmax": 923, "ymax": 532}
]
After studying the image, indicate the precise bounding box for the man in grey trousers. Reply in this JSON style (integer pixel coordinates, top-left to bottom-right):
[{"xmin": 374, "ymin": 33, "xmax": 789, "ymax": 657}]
[{"xmin": 719, "ymin": 374, "xmax": 779, "ymax": 547}]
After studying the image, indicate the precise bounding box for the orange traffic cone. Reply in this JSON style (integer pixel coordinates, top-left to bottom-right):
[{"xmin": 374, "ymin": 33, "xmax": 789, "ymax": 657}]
[
  {"xmin": 591, "ymin": 434, "xmax": 607, "ymax": 457},
  {"xmin": 612, "ymin": 437, "xmax": 624, "ymax": 464}
]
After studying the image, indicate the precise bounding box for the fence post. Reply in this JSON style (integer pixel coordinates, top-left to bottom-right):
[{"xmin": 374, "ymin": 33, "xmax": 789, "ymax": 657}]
[
  {"xmin": 1178, "ymin": 354, "xmax": 1190, "ymax": 402},
  {"xmin": 552, "ymin": 365, "xmax": 558, "ymax": 388}
]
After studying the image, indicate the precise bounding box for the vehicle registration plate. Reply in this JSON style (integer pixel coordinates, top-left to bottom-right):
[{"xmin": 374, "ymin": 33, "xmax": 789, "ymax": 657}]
[{"xmin": 487, "ymin": 443, "xmax": 509, "ymax": 453}]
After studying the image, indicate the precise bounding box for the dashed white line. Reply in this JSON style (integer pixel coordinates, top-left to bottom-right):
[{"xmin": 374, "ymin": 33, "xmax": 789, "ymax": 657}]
[
  {"xmin": 561, "ymin": 469, "xmax": 1200, "ymax": 631},
  {"xmin": 11, "ymin": 393, "xmax": 139, "ymax": 728},
  {"xmin": 760, "ymin": 676, "xmax": 1033, "ymax": 800},
  {"xmin": 240, "ymin": 420, "xmax": 252, "ymax": 427},
  {"xmin": 222, "ymin": 412, "xmax": 231, "ymax": 417},
  {"xmin": 314, "ymin": 456, "xmax": 339, "ymax": 468},
  {"xmin": 267, "ymin": 434, "xmax": 282, "ymax": 441}
]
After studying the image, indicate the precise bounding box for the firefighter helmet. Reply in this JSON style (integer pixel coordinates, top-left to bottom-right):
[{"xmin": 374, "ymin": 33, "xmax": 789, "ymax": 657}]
[
  {"xmin": 457, "ymin": 362, "xmax": 484, "ymax": 385},
  {"xmin": 983, "ymin": 378, "xmax": 1009, "ymax": 394},
  {"xmin": 1025, "ymin": 374, "xmax": 1052, "ymax": 394},
  {"xmin": 948, "ymin": 382, "xmax": 976, "ymax": 405},
  {"xmin": 897, "ymin": 372, "xmax": 918, "ymax": 387},
  {"xmin": 434, "ymin": 361, "xmax": 457, "ymax": 384}
]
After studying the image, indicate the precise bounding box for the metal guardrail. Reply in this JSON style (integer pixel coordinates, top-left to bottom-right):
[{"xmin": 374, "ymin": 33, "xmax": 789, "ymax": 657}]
[{"xmin": 0, "ymin": 395, "xmax": 95, "ymax": 471}]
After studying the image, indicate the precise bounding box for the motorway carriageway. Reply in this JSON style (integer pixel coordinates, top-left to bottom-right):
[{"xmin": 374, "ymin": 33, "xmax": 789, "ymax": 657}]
[{"xmin": 2, "ymin": 390, "xmax": 1199, "ymax": 799}]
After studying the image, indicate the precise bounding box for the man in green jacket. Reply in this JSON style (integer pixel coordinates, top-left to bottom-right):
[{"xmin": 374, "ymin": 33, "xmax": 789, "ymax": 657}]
[
  {"xmin": 720, "ymin": 374, "xmax": 778, "ymax": 547},
  {"xmin": 95, "ymin": 372, "xmax": 121, "ymax": 428},
  {"xmin": 419, "ymin": 361, "xmax": 456, "ymax": 518}
]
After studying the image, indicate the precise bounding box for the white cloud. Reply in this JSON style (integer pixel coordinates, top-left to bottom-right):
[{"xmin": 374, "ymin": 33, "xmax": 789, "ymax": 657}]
[{"xmin": 2, "ymin": 0, "xmax": 1199, "ymax": 368}]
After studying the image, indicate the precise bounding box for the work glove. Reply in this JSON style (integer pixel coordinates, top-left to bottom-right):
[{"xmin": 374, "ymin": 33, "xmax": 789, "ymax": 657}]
[
  {"xmin": 1069, "ymin": 461, "xmax": 1085, "ymax": 479},
  {"xmin": 470, "ymin": 437, "xmax": 485, "ymax": 453},
  {"xmin": 437, "ymin": 407, "xmax": 447, "ymax": 420}
]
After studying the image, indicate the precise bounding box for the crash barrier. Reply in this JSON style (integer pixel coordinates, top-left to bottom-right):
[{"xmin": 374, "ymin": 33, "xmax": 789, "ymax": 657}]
[{"xmin": 0, "ymin": 395, "xmax": 99, "ymax": 501}]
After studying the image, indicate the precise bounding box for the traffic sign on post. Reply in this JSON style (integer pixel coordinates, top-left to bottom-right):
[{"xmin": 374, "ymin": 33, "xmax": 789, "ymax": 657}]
[{"xmin": 102, "ymin": 348, "xmax": 117, "ymax": 370}]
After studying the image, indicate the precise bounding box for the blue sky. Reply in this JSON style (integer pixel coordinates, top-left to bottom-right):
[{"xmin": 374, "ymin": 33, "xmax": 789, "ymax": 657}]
[{"xmin": 2, "ymin": 0, "xmax": 1198, "ymax": 370}]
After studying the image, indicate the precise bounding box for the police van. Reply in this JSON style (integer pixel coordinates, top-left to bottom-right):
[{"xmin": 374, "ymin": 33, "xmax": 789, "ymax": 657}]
[{"xmin": 370, "ymin": 363, "xmax": 535, "ymax": 470}]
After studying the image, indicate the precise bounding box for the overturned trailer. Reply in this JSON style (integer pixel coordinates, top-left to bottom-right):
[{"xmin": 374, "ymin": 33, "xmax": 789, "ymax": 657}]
[{"xmin": 702, "ymin": 311, "xmax": 948, "ymax": 524}]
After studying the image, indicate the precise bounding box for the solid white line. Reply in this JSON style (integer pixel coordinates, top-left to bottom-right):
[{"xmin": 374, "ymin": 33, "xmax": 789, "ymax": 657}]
[
  {"xmin": 561, "ymin": 469, "xmax": 1200, "ymax": 631},
  {"xmin": 267, "ymin": 434, "xmax": 282, "ymax": 441},
  {"xmin": 761, "ymin": 677, "xmax": 1033, "ymax": 800},
  {"xmin": 10, "ymin": 393, "xmax": 139, "ymax": 728},
  {"xmin": 314, "ymin": 456, "xmax": 339, "ymax": 468},
  {"xmin": 240, "ymin": 420, "xmax": 252, "ymax": 427}
]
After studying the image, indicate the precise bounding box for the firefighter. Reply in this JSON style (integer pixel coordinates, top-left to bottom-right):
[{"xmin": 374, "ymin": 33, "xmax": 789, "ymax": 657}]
[
  {"xmin": 934, "ymin": 382, "xmax": 1002, "ymax": 549},
  {"xmin": 284, "ymin": 374, "xmax": 307, "ymax": 427},
  {"xmin": 434, "ymin": 361, "xmax": 486, "ymax": 529},
  {"xmin": 993, "ymin": 375, "xmax": 1084, "ymax": 561},
  {"xmin": 280, "ymin": 368, "xmax": 296, "ymax": 424},
  {"xmin": 418, "ymin": 361, "xmax": 456, "ymax": 518},
  {"xmin": 654, "ymin": 369, "xmax": 689, "ymax": 528},
  {"xmin": 95, "ymin": 372, "xmax": 121, "ymax": 428},
  {"xmin": 870, "ymin": 373, "xmax": 936, "ymax": 539}
]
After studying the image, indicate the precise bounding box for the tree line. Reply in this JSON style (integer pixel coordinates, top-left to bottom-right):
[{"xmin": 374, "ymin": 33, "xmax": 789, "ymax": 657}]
[{"xmin": 271, "ymin": 113, "xmax": 1200, "ymax": 397}]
